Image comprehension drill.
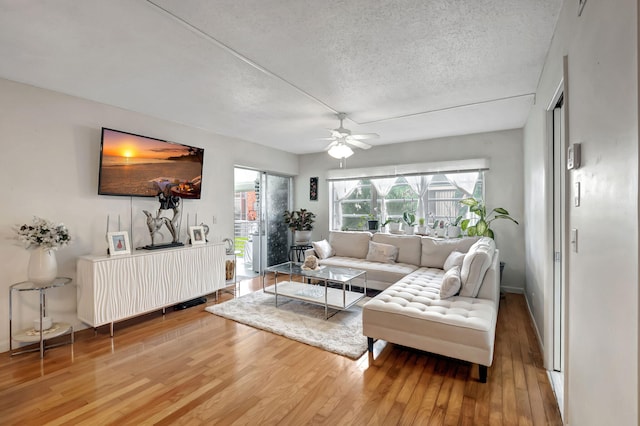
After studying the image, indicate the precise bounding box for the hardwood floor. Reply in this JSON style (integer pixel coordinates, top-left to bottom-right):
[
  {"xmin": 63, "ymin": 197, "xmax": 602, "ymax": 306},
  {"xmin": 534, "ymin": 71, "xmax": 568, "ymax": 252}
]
[{"xmin": 0, "ymin": 278, "xmax": 562, "ymax": 425}]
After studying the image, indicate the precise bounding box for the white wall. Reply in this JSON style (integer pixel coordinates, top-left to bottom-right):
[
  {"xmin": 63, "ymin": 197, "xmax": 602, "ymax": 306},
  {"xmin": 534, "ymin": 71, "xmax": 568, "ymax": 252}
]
[
  {"xmin": 0, "ymin": 78, "xmax": 298, "ymax": 353},
  {"xmin": 296, "ymin": 128, "xmax": 525, "ymax": 292},
  {"xmin": 524, "ymin": 1, "xmax": 638, "ymax": 424}
]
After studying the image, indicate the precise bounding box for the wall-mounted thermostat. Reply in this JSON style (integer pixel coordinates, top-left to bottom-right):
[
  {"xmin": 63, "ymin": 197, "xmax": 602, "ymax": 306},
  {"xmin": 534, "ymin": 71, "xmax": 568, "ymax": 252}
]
[{"xmin": 567, "ymin": 143, "xmax": 581, "ymax": 170}]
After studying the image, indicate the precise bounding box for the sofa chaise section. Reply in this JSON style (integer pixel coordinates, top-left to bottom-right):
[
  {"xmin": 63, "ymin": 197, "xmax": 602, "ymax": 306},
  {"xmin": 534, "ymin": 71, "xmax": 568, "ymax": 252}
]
[{"xmin": 362, "ymin": 240, "xmax": 500, "ymax": 382}]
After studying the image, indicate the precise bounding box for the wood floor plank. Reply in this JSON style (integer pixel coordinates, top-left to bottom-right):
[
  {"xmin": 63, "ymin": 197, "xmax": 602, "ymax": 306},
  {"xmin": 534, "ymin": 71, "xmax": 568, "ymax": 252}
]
[{"xmin": 0, "ymin": 281, "xmax": 562, "ymax": 425}]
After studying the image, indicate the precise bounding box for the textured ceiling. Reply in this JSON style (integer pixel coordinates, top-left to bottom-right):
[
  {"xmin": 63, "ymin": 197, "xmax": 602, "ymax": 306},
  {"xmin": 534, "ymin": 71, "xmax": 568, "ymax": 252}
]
[{"xmin": 0, "ymin": 0, "xmax": 561, "ymax": 154}]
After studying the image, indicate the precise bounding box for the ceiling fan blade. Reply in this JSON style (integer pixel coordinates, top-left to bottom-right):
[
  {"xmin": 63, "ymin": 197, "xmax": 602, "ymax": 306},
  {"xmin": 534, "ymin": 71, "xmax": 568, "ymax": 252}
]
[
  {"xmin": 324, "ymin": 141, "xmax": 338, "ymax": 151},
  {"xmin": 346, "ymin": 138, "xmax": 372, "ymax": 150},
  {"xmin": 349, "ymin": 133, "xmax": 379, "ymax": 140}
]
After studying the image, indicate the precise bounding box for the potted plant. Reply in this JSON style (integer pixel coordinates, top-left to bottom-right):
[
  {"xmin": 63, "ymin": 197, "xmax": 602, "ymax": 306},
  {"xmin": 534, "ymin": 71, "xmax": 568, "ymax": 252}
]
[
  {"xmin": 382, "ymin": 217, "xmax": 402, "ymax": 233},
  {"xmin": 416, "ymin": 217, "xmax": 428, "ymax": 234},
  {"xmin": 446, "ymin": 215, "xmax": 463, "ymax": 238},
  {"xmin": 459, "ymin": 198, "xmax": 518, "ymax": 238},
  {"xmin": 15, "ymin": 216, "xmax": 72, "ymax": 285},
  {"xmin": 367, "ymin": 213, "xmax": 379, "ymax": 231},
  {"xmin": 283, "ymin": 208, "xmax": 316, "ymax": 244},
  {"xmin": 402, "ymin": 211, "xmax": 417, "ymax": 235}
]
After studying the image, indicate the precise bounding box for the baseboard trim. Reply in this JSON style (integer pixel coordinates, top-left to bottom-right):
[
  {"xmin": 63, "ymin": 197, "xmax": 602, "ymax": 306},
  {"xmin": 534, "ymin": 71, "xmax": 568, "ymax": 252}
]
[
  {"xmin": 524, "ymin": 293, "xmax": 545, "ymax": 356},
  {"xmin": 500, "ymin": 285, "xmax": 524, "ymax": 294}
]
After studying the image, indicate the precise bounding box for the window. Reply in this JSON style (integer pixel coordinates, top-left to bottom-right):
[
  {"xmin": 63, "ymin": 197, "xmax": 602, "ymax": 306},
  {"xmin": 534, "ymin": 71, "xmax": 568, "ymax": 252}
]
[{"xmin": 330, "ymin": 171, "xmax": 484, "ymax": 231}]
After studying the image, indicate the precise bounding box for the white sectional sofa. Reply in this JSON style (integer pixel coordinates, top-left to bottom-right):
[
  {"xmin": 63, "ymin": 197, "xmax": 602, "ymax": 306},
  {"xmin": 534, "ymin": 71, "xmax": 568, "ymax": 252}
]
[{"xmin": 305, "ymin": 231, "xmax": 500, "ymax": 382}]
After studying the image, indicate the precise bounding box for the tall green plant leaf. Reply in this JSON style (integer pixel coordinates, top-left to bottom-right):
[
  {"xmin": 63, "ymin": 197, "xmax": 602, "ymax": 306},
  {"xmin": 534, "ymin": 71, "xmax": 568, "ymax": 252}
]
[
  {"xmin": 460, "ymin": 198, "xmax": 478, "ymax": 207},
  {"xmin": 492, "ymin": 214, "xmax": 519, "ymax": 225},
  {"xmin": 476, "ymin": 219, "xmax": 488, "ymax": 235}
]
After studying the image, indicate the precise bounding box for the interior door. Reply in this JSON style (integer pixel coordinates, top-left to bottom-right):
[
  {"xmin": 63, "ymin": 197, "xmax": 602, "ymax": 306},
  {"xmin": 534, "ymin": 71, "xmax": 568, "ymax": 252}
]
[{"xmin": 552, "ymin": 96, "xmax": 565, "ymax": 372}]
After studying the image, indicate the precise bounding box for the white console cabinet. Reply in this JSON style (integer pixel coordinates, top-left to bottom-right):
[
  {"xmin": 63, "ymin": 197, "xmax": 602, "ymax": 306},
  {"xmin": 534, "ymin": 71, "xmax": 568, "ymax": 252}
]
[{"xmin": 77, "ymin": 243, "xmax": 225, "ymax": 333}]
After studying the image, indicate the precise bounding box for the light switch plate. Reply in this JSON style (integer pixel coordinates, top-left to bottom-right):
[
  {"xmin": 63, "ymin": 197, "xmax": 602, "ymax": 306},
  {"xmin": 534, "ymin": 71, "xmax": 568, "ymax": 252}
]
[
  {"xmin": 571, "ymin": 228, "xmax": 578, "ymax": 252},
  {"xmin": 567, "ymin": 143, "xmax": 581, "ymax": 170},
  {"xmin": 575, "ymin": 182, "xmax": 580, "ymax": 207}
]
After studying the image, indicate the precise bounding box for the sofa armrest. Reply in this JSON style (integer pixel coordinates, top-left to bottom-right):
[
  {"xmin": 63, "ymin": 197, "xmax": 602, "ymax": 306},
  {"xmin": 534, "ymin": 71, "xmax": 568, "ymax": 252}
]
[{"xmin": 476, "ymin": 249, "xmax": 500, "ymax": 304}]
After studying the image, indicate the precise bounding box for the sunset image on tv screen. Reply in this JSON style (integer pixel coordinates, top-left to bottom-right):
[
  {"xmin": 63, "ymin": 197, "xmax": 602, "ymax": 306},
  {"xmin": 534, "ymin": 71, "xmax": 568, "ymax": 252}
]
[{"xmin": 98, "ymin": 128, "xmax": 204, "ymax": 198}]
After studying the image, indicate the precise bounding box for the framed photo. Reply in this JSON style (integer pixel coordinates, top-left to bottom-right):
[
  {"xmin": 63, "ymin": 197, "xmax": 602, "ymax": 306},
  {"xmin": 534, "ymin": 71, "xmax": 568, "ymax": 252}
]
[
  {"xmin": 189, "ymin": 226, "xmax": 206, "ymax": 245},
  {"xmin": 107, "ymin": 231, "xmax": 131, "ymax": 256},
  {"xmin": 310, "ymin": 177, "xmax": 318, "ymax": 201}
]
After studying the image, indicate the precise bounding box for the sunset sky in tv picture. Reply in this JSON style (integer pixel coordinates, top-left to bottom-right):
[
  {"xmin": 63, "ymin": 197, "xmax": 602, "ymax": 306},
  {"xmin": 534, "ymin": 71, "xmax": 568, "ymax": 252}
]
[{"xmin": 102, "ymin": 129, "xmax": 193, "ymax": 165}]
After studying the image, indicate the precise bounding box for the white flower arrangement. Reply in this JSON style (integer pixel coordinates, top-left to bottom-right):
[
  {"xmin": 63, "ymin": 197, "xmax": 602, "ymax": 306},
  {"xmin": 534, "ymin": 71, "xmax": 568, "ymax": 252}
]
[{"xmin": 16, "ymin": 216, "xmax": 71, "ymax": 250}]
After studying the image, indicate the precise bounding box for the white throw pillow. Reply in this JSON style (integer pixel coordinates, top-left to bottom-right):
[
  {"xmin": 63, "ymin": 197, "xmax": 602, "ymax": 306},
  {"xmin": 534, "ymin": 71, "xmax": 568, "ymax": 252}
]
[
  {"xmin": 443, "ymin": 250, "xmax": 465, "ymax": 271},
  {"xmin": 312, "ymin": 239, "xmax": 334, "ymax": 259},
  {"xmin": 365, "ymin": 241, "xmax": 398, "ymax": 264},
  {"xmin": 459, "ymin": 237, "xmax": 496, "ymax": 297},
  {"xmin": 440, "ymin": 266, "xmax": 461, "ymax": 299}
]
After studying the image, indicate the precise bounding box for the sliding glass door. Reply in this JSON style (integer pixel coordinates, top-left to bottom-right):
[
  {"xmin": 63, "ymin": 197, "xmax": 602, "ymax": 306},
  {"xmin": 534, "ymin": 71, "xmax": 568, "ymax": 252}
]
[
  {"xmin": 234, "ymin": 168, "xmax": 291, "ymax": 277},
  {"xmin": 264, "ymin": 173, "xmax": 291, "ymax": 267}
]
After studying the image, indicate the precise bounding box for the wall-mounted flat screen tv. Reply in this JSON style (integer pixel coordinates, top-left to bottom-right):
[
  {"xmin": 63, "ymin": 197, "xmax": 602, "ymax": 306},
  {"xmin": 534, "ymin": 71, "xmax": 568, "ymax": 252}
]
[{"xmin": 98, "ymin": 128, "xmax": 204, "ymax": 199}]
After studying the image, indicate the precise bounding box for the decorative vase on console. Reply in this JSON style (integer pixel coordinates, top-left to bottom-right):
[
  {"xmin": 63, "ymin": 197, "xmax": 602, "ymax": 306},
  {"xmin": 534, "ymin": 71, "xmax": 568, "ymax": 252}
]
[{"xmin": 15, "ymin": 216, "xmax": 71, "ymax": 286}]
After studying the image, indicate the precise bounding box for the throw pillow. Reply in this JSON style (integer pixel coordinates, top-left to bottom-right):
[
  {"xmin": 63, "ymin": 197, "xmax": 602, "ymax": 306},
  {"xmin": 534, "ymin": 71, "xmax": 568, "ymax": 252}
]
[
  {"xmin": 459, "ymin": 237, "xmax": 496, "ymax": 297},
  {"xmin": 365, "ymin": 241, "xmax": 398, "ymax": 264},
  {"xmin": 443, "ymin": 250, "xmax": 465, "ymax": 271},
  {"xmin": 312, "ymin": 239, "xmax": 334, "ymax": 259},
  {"xmin": 440, "ymin": 266, "xmax": 461, "ymax": 299}
]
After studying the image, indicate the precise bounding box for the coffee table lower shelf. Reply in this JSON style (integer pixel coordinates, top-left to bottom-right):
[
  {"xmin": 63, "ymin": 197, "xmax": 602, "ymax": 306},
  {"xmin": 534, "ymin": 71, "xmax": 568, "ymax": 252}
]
[{"xmin": 263, "ymin": 282, "xmax": 365, "ymax": 318}]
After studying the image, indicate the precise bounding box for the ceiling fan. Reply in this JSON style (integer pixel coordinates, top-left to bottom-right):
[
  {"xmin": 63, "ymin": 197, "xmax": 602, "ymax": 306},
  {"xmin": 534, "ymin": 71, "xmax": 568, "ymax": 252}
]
[{"xmin": 321, "ymin": 113, "xmax": 378, "ymax": 158}]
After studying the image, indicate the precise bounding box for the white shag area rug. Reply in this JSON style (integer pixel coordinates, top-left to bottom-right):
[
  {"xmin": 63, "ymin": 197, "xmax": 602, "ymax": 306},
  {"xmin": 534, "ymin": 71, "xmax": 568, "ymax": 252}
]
[{"xmin": 206, "ymin": 291, "xmax": 368, "ymax": 359}]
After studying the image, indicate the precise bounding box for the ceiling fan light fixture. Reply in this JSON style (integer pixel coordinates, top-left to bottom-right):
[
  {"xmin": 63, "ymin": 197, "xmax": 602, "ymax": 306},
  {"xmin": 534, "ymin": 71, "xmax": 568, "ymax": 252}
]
[{"xmin": 328, "ymin": 143, "xmax": 354, "ymax": 159}]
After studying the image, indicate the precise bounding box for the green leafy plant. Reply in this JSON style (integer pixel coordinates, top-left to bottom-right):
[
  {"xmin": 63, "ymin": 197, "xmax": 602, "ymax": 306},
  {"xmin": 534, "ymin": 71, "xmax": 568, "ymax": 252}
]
[
  {"xmin": 283, "ymin": 208, "xmax": 315, "ymax": 231},
  {"xmin": 382, "ymin": 217, "xmax": 401, "ymax": 226},
  {"xmin": 459, "ymin": 198, "xmax": 518, "ymax": 238},
  {"xmin": 449, "ymin": 215, "xmax": 463, "ymax": 227},
  {"xmin": 418, "ymin": 217, "xmax": 426, "ymax": 226},
  {"xmin": 402, "ymin": 211, "xmax": 416, "ymax": 227}
]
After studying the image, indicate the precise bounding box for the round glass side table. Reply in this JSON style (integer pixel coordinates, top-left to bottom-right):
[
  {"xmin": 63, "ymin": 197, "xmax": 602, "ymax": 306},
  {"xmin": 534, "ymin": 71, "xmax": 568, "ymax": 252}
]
[{"xmin": 9, "ymin": 277, "xmax": 74, "ymax": 358}]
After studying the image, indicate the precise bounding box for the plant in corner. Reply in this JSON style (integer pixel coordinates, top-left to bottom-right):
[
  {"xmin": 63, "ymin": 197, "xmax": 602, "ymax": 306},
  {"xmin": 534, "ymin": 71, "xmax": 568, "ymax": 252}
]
[
  {"xmin": 459, "ymin": 198, "xmax": 518, "ymax": 238},
  {"xmin": 283, "ymin": 208, "xmax": 315, "ymax": 244}
]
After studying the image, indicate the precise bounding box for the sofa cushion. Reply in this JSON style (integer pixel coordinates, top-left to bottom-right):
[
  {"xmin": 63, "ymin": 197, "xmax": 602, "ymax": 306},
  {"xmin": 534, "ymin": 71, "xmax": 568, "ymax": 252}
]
[
  {"xmin": 372, "ymin": 233, "xmax": 422, "ymax": 265},
  {"xmin": 318, "ymin": 256, "xmax": 418, "ymax": 284},
  {"xmin": 312, "ymin": 239, "xmax": 334, "ymax": 259},
  {"xmin": 420, "ymin": 237, "xmax": 479, "ymax": 268},
  {"xmin": 443, "ymin": 250, "xmax": 465, "ymax": 271},
  {"xmin": 460, "ymin": 237, "xmax": 496, "ymax": 297},
  {"xmin": 440, "ymin": 266, "xmax": 462, "ymax": 299},
  {"xmin": 366, "ymin": 241, "xmax": 398, "ymax": 263},
  {"xmin": 364, "ymin": 268, "xmax": 495, "ymax": 333},
  {"xmin": 329, "ymin": 231, "xmax": 372, "ymax": 259}
]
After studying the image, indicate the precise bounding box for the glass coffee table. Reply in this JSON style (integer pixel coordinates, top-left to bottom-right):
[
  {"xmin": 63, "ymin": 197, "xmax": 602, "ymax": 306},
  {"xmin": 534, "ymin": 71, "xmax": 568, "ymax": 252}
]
[{"xmin": 263, "ymin": 262, "xmax": 367, "ymax": 319}]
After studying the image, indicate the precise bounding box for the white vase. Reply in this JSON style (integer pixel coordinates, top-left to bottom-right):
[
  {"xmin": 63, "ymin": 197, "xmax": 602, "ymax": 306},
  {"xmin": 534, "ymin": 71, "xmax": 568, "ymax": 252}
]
[
  {"xmin": 447, "ymin": 225, "xmax": 461, "ymax": 238},
  {"xmin": 388, "ymin": 222, "xmax": 401, "ymax": 233},
  {"xmin": 294, "ymin": 230, "xmax": 312, "ymax": 244},
  {"xmin": 28, "ymin": 248, "xmax": 58, "ymax": 285}
]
